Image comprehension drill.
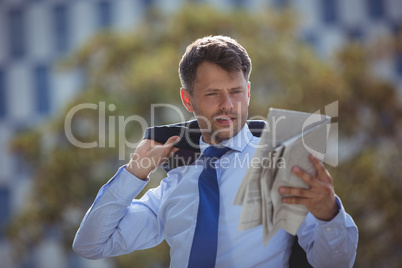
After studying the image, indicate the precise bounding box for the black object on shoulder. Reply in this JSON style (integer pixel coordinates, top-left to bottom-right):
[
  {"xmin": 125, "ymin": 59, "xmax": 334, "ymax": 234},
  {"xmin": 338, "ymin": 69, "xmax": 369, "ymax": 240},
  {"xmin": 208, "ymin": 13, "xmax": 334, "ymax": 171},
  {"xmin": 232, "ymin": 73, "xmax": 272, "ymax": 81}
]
[
  {"xmin": 143, "ymin": 119, "xmax": 266, "ymax": 172},
  {"xmin": 143, "ymin": 119, "xmax": 312, "ymax": 268}
]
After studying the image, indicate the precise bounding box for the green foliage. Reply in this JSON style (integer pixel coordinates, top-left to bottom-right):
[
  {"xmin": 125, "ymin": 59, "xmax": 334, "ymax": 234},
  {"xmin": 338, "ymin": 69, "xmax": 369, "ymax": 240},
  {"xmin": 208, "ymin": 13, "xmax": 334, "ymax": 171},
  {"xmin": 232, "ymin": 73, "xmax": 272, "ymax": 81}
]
[{"xmin": 6, "ymin": 3, "xmax": 402, "ymax": 267}]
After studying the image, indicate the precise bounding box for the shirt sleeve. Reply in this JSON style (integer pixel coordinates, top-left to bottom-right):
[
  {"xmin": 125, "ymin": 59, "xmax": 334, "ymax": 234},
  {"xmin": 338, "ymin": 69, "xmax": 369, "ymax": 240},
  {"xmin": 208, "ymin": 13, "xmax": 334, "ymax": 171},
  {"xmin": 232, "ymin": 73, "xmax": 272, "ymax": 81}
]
[
  {"xmin": 297, "ymin": 197, "xmax": 359, "ymax": 268},
  {"xmin": 72, "ymin": 165, "xmax": 165, "ymax": 259}
]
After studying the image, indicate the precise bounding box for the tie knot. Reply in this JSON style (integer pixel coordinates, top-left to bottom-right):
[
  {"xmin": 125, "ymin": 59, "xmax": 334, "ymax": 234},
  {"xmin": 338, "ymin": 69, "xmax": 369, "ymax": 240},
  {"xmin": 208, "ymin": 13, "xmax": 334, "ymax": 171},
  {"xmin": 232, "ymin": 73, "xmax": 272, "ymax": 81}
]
[{"xmin": 203, "ymin": 146, "xmax": 231, "ymax": 159}]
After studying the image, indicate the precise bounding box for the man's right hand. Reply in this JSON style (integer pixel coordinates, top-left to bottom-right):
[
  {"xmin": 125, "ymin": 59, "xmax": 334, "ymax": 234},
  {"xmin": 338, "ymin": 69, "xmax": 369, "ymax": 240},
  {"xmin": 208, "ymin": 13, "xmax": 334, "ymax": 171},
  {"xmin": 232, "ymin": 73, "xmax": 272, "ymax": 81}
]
[{"xmin": 126, "ymin": 136, "xmax": 180, "ymax": 180}]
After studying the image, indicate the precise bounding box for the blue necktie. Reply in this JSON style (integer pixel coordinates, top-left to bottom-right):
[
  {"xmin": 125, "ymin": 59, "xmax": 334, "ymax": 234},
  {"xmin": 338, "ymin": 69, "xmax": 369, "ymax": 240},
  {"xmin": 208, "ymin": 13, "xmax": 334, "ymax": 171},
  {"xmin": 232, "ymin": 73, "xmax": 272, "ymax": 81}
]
[{"xmin": 188, "ymin": 146, "xmax": 231, "ymax": 268}]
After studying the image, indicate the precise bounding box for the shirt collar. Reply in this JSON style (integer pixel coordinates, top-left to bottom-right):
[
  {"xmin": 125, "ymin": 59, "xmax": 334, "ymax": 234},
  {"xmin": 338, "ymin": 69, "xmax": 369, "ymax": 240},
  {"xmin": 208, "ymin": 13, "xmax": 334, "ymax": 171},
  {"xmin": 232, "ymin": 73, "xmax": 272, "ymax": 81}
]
[{"xmin": 199, "ymin": 123, "xmax": 254, "ymax": 154}]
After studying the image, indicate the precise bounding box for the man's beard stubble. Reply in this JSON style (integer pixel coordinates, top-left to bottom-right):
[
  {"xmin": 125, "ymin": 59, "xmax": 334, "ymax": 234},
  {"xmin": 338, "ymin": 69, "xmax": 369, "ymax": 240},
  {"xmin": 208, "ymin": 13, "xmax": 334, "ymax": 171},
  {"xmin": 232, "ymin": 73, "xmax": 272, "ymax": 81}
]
[{"xmin": 197, "ymin": 110, "xmax": 247, "ymax": 145}]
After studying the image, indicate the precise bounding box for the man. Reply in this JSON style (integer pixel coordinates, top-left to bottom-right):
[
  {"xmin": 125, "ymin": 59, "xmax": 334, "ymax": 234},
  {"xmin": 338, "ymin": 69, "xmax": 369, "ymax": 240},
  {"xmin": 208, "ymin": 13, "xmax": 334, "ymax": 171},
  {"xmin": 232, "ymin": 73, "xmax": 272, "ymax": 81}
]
[{"xmin": 73, "ymin": 35, "xmax": 358, "ymax": 267}]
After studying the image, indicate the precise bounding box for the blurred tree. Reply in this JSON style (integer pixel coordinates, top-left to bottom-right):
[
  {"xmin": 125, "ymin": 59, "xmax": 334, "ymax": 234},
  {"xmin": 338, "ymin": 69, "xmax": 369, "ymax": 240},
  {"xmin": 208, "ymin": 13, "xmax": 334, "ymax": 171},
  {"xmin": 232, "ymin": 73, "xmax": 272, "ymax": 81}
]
[{"xmin": 6, "ymin": 3, "xmax": 402, "ymax": 268}]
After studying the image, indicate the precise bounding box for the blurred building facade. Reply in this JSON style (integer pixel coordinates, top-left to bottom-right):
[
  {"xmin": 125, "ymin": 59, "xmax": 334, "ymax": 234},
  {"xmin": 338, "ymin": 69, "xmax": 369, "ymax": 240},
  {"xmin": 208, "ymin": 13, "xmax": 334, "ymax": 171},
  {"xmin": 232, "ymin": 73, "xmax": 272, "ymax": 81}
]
[{"xmin": 0, "ymin": 0, "xmax": 401, "ymax": 267}]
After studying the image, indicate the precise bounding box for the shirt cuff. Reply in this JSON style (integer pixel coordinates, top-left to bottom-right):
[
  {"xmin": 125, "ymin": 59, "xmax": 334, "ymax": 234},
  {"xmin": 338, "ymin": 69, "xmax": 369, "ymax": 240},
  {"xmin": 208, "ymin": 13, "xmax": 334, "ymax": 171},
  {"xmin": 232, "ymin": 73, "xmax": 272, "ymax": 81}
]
[
  {"xmin": 105, "ymin": 165, "xmax": 149, "ymax": 203},
  {"xmin": 315, "ymin": 196, "xmax": 347, "ymax": 239}
]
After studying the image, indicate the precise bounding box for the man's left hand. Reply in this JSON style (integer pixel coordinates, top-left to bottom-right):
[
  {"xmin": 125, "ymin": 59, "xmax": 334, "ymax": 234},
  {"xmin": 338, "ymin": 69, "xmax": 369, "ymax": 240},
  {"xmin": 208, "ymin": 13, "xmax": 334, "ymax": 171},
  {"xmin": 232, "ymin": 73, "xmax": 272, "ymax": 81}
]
[{"xmin": 279, "ymin": 154, "xmax": 339, "ymax": 221}]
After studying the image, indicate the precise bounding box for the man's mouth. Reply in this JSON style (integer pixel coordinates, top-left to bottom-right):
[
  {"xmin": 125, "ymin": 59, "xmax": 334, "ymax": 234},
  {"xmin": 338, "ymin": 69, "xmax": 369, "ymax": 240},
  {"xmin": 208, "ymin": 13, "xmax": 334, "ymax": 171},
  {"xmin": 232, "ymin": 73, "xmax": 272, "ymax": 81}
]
[{"xmin": 214, "ymin": 116, "xmax": 236, "ymax": 125}]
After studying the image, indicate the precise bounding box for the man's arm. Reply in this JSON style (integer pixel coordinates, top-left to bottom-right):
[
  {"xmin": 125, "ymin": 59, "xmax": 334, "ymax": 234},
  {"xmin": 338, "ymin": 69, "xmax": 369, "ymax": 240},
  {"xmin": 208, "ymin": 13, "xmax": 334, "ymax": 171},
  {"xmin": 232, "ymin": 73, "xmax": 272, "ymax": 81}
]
[
  {"xmin": 73, "ymin": 166, "xmax": 157, "ymax": 259},
  {"xmin": 279, "ymin": 155, "xmax": 358, "ymax": 267},
  {"xmin": 72, "ymin": 136, "xmax": 179, "ymax": 259},
  {"xmin": 297, "ymin": 198, "xmax": 358, "ymax": 267}
]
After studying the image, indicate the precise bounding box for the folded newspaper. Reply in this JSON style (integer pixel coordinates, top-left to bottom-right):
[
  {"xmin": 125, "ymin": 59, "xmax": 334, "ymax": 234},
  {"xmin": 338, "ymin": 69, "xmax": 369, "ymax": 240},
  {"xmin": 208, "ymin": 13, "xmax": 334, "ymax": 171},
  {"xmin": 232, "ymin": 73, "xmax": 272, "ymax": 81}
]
[{"xmin": 233, "ymin": 108, "xmax": 331, "ymax": 245}]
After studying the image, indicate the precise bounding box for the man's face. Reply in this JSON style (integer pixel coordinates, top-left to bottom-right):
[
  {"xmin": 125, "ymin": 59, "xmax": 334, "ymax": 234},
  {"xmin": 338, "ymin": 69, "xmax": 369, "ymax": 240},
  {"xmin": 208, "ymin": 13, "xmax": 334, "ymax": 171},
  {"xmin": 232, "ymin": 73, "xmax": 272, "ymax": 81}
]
[{"xmin": 181, "ymin": 61, "xmax": 250, "ymax": 145}]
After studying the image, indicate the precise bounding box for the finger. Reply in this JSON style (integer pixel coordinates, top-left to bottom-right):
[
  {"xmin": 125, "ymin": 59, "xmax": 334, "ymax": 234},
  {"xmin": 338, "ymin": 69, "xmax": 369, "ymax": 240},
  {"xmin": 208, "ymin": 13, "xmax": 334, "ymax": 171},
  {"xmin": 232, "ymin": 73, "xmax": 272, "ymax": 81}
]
[
  {"xmin": 309, "ymin": 154, "xmax": 332, "ymax": 183},
  {"xmin": 292, "ymin": 166, "xmax": 316, "ymax": 186},
  {"xmin": 155, "ymin": 136, "xmax": 180, "ymax": 159},
  {"xmin": 282, "ymin": 196, "xmax": 310, "ymax": 206},
  {"xmin": 136, "ymin": 139, "xmax": 163, "ymax": 154},
  {"xmin": 164, "ymin": 136, "xmax": 181, "ymax": 148},
  {"xmin": 143, "ymin": 139, "xmax": 163, "ymax": 147},
  {"xmin": 279, "ymin": 186, "xmax": 313, "ymax": 198}
]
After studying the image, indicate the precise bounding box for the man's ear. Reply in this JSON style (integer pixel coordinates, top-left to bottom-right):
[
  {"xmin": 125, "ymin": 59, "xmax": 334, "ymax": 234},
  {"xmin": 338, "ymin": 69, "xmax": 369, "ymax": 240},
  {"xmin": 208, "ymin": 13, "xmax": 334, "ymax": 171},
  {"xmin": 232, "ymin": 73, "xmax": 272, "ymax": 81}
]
[
  {"xmin": 180, "ymin": 88, "xmax": 194, "ymax": 112},
  {"xmin": 247, "ymin": 82, "xmax": 251, "ymax": 105}
]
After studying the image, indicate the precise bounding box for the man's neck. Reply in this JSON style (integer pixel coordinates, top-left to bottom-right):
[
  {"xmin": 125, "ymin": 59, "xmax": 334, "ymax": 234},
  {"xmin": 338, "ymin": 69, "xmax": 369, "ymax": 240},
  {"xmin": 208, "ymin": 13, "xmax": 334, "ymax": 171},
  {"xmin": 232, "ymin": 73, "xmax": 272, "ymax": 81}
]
[{"xmin": 200, "ymin": 122, "xmax": 247, "ymax": 145}]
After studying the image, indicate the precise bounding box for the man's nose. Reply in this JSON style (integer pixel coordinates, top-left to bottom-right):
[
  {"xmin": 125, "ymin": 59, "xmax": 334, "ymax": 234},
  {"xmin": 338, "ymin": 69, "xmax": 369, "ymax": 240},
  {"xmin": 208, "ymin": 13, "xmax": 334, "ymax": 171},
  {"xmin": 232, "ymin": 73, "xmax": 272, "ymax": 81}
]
[{"xmin": 219, "ymin": 92, "xmax": 234, "ymax": 111}]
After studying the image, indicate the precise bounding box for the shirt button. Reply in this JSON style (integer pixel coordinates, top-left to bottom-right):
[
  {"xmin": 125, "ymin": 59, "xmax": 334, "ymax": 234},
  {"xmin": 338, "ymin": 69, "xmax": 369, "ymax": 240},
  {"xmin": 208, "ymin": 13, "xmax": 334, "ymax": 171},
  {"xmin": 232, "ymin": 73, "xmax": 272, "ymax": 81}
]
[{"xmin": 326, "ymin": 227, "xmax": 332, "ymax": 232}]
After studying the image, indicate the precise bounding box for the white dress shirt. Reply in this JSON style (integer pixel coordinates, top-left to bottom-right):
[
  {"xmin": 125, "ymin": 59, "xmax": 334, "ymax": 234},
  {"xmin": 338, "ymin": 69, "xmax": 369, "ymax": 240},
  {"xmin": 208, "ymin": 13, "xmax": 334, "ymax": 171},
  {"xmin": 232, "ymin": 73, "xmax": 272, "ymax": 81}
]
[{"xmin": 73, "ymin": 124, "xmax": 358, "ymax": 267}]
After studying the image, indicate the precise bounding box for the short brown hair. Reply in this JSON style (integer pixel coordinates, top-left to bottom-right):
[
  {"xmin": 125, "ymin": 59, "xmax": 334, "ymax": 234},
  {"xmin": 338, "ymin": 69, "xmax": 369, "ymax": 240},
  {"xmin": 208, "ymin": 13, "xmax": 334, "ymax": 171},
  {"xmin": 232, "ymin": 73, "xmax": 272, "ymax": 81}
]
[{"xmin": 179, "ymin": 35, "xmax": 252, "ymax": 94}]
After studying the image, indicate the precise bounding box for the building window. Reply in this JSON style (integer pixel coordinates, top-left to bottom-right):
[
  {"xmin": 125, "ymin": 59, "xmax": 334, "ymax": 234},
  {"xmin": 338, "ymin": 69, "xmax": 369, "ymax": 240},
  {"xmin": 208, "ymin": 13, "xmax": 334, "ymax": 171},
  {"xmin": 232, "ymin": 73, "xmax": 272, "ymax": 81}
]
[
  {"xmin": 320, "ymin": 0, "xmax": 338, "ymax": 25},
  {"xmin": 0, "ymin": 69, "xmax": 5, "ymax": 119},
  {"xmin": 0, "ymin": 187, "xmax": 10, "ymax": 231},
  {"xmin": 141, "ymin": 0, "xmax": 155, "ymax": 9},
  {"xmin": 231, "ymin": 0, "xmax": 246, "ymax": 8},
  {"xmin": 8, "ymin": 9, "xmax": 25, "ymax": 59},
  {"xmin": 34, "ymin": 65, "xmax": 50, "ymax": 115},
  {"xmin": 346, "ymin": 27, "xmax": 364, "ymax": 42},
  {"xmin": 367, "ymin": 0, "xmax": 384, "ymax": 20},
  {"xmin": 272, "ymin": 0, "xmax": 290, "ymax": 9},
  {"xmin": 53, "ymin": 4, "xmax": 69, "ymax": 54},
  {"xmin": 394, "ymin": 23, "xmax": 402, "ymax": 77},
  {"xmin": 396, "ymin": 52, "xmax": 402, "ymax": 77},
  {"xmin": 97, "ymin": 1, "xmax": 113, "ymax": 29}
]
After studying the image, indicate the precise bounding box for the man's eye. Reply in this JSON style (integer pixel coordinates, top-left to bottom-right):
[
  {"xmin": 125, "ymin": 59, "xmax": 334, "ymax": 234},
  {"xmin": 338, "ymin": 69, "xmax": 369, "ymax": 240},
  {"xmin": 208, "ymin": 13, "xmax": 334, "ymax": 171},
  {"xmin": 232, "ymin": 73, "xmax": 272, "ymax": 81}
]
[{"xmin": 206, "ymin": 92, "xmax": 217, "ymax": 96}]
